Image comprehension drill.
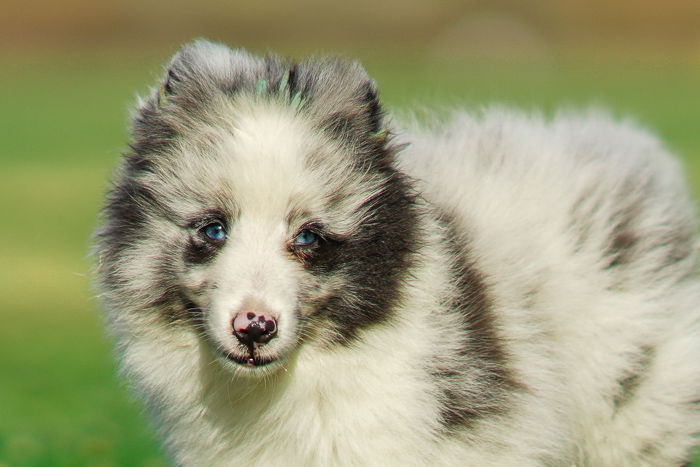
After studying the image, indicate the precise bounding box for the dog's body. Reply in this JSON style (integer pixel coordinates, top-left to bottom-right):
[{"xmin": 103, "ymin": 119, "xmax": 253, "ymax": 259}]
[{"xmin": 95, "ymin": 40, "xmax": 700, "ymax": 466}]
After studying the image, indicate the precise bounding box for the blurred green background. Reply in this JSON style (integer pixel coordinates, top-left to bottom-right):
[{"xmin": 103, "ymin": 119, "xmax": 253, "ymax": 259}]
[{"xmin": 1, "ymin": 1, "xmax": 699, "ymax": 465}]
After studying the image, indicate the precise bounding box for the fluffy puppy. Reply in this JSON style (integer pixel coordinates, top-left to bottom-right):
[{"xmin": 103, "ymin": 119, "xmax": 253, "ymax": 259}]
[{"xmin": 94, "ymin": 40, "xmax": 700, "ymax": 466}]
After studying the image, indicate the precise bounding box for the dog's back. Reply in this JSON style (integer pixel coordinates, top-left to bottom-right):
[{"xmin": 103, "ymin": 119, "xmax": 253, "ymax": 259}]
[{"xmin": 400, "ymin": 109, "xmax": 700, "ymax": 465}]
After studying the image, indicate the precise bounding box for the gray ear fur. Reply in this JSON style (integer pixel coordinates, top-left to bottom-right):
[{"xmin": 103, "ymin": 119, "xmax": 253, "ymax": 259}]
[
  {"xmin": 160, "ymin": 40, "xmax": 385, "ymax": 139},
  {"xmin": 295, "ymin": 58, "xmax": 385, "ymax": 142},
  {"xmin": 158, "ymin": 39, "xmax": 264, "ymax": 102},
  {"xmin": 130, "ymin": 40, "xmax": 262, "ymax": 158},
  {"xmin": 130, "ymin": 40, "xmax": 388, "ymax": 162}
]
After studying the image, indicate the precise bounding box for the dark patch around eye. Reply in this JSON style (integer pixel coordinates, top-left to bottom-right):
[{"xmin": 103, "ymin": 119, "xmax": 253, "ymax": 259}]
[
  {"xmin": 289, "ymin": 221, "xmax": 348, "ymax": 268},
  {"xmin": 292, "ymin": 236, "xmax": 343, "ymax": 269},
  {"xmin": 182, "ymin": 211, "xmax": 231, "ymax": 265},
  {"xmin": 305, "ymin": 169, "xmax": 419, "ymax": 343},
  {"xmin": 183, "ymin": 236, "xmax": 221, "ymax": 264}
]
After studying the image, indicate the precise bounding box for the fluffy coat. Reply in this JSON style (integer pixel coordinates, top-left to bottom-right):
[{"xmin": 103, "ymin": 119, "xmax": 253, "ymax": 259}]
[{"xmin": 94, "ymin": 40, "xmax": 700, "ymax": 466}]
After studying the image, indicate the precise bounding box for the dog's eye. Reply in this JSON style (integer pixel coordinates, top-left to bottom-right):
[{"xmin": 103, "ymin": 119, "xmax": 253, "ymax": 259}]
[
  {"xmin": 292, "ymin": 230, "xmax": 318, "ymax": 247},
  {"xmin": 202, "ymin": 222, "xmax": 226, "ymax": 242}
]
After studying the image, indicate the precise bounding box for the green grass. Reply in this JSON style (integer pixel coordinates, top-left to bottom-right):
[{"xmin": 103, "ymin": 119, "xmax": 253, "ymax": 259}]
[{"xmin": 1, "ymin": 53, "xmax": 699, "ymax": 465}]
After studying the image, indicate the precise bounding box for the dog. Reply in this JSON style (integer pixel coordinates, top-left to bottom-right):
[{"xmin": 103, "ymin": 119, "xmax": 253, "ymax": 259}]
[{"xmin": 94, "ymin": 39, "xmax": 700, "ymax": 466}]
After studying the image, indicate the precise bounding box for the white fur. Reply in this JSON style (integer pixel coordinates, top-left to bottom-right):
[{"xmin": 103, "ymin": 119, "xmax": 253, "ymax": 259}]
[{"xmin": 103, "ymin": 102, "xmax": 700, "ymax": 466}]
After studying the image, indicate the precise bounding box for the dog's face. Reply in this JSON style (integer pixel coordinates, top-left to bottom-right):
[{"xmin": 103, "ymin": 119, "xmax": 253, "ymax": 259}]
[{"xmin": 95, "ymin": 41, "xmax": 417, "ymax": 377}]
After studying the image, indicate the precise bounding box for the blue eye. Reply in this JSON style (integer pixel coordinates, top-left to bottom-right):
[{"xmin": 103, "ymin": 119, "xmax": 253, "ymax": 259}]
[
  {"xmin": 293, "ymin": 230, "xmax": 317, "ymax": 247},
  {"xmin": 202, "ymin": 223, "xmax": 226, "ymax": 242}
]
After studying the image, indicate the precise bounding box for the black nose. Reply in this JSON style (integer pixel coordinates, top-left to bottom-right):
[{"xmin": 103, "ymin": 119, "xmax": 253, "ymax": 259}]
[{"xmin": 232, "ymin": 312, "xmax": 278, "ymax": 346}]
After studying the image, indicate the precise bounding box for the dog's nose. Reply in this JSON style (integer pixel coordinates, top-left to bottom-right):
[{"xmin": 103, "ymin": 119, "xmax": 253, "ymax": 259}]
[{"xmin": 232, "ymin": 311, "xmax": 278, "ymax": 346}]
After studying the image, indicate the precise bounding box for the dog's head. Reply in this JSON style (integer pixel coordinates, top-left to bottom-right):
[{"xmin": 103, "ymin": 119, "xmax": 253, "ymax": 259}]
[{"xmin": 95, "ymin": 40, "xmax": 418, "ymax": 376}]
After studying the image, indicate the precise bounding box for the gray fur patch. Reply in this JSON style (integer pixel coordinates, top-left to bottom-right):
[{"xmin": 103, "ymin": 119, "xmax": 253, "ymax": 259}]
[
  {"xmin": 431, "ymin": 209, "xmax": 521, "ymax": 432},
  {"xmin": 614, "ymin": 346, "xmax": 655, "ymax": 408}
]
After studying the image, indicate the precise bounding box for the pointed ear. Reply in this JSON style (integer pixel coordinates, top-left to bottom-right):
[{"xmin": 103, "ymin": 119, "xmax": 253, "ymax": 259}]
[
  {"xmin": 130, "ymin": 40, "xmax": 265, "ymax": 158},
  {"xmin": 157, "ymin": 39, "xmax": 262, "ymax": 104},
  {"xmin": 322, "ymin": 77, "xmax": 383, "ymax": 138},
  {"xmin": 296, "ymin": 58, "xmax": 387, "ymax": 152}
]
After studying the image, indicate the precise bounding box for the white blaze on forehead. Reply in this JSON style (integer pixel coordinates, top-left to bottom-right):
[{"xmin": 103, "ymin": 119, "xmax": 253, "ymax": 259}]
[
  {"xmin": 218, "ymin": 100, "xmax": 325, "ymax": 217},
  {"xmin": 179, "ymin": 97, "xmax": 388, "ymax": 236}
]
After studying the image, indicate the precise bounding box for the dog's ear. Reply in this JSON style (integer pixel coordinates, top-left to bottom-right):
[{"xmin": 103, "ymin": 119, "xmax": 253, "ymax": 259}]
[
  {"xmin": 156, "ymin": 39, "xmax": 265, "ymax": 105},
  {"xmin": 129, "ymin": 42, "xmax": 390, "ymax": 163},
  {"xmin": 129, "ymin": 40, "xmax": 265, "ymax": 158},
  {"xmin": 294, "ymin": 59, "xmax": 389, "ymax": 157}
]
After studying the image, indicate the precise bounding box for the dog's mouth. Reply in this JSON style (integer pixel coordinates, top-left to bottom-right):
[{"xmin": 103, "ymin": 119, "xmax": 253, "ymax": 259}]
[
  {"xmin": 221, "ymin": 349, "xmax": 278, "ymax": 368},
  {"xmin": 220, "ymin": 333, "xmax": 281, "ymax": 369}
]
